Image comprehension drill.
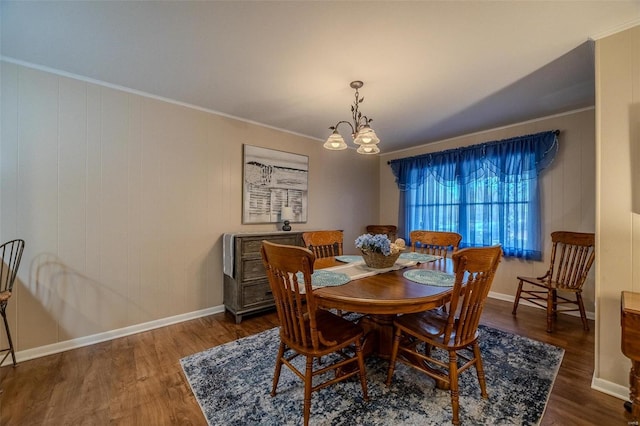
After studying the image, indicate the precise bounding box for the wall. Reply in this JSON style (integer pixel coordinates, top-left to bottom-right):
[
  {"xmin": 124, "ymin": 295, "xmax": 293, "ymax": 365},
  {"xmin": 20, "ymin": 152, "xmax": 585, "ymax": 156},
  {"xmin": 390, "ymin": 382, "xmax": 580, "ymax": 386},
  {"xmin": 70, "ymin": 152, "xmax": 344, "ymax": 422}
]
[
  {"xmin": 0, "ymin": 61, "xmax": 380, "ymax": 357},
  {"xmin": 379, "ymin": 109, "xmax": 596, "ymax": 310},
  {"xmin": 593, "ymin": 24, "xmax": 640, "ymax": 398}
]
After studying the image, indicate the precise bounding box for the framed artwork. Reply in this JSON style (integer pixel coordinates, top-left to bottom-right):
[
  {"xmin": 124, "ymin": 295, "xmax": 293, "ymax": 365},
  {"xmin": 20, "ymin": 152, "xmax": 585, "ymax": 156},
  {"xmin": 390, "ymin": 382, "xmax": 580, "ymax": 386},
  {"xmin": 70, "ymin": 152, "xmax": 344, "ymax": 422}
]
[{"xmin": 242, "ymin": 145, "xmax": 308, "ymax": 224}]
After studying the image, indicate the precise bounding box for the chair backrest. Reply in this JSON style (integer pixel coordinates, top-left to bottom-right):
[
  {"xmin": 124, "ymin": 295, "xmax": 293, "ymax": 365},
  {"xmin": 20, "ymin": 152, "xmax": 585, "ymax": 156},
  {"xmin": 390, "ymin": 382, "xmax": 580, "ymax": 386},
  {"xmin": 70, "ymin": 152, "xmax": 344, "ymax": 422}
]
[
  {"xmin": 409, "ymin": 230, "xmax": 462, "ymax": 258},
  {"xmin": 261, "ymin": 240, "xmax": 323, "ymax": 350},
  {"xmin": 366, "ymin": 225, "xmax": 398, "ymax": 241},
  {"xmin": 1, "ymin": 239, "xmax": 25, "ymax": 296},
  {"xmin": 547, "ymin": 231, "xmax": 595, "ymax": 290},
  {"xmin": 302, "ymin": 230, "xmax": 343, "ymax": 259},
  {"xmin": 444, "ymin": 245, "xmax": 502, "ymax": 346}
]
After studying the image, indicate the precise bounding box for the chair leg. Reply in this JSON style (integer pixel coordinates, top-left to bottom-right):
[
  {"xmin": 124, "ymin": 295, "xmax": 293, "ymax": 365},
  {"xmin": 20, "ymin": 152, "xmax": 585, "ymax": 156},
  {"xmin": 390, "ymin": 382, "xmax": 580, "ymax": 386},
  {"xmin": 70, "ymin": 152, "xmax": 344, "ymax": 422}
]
[
  {"xmin": 303, "ymin": 356, "xmax": 313, "ymax": 426},
  {"xmin": 472, "ymin": 342, "xmax": 488, "ymax": 398},
  {"xmin": 386, "ymin": 327, "xmax": 403, "ymax": 386},
  {"xmin": 270, "ymin": 342, "xmax": 286, "ymax": 397},
  {"xmin": 576, "ymin": 293, "xmax": 590, "ymax": 331},
  {"xmin": 448, "ymin": 350, "xmax": 460, "ymax": 426},
  {"xmin": 0, "ymin": 308, "xmax": 16, "ymax": 367},
  {"xmin": 354, "ymin": 339, "xmax": 369, "ymax": 401},
  {"xmin": 512, "ymin": 280, "xmax": 524, "ymax": 315},
  {"xmin": 546, "ymin": 289, "xmax": 555, "ymax": 333}
]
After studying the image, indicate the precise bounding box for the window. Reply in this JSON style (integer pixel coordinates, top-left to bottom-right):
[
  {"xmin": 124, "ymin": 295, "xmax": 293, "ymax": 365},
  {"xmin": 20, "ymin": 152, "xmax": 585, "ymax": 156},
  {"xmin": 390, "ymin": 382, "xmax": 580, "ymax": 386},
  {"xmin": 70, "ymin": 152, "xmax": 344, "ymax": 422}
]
[{"xmin": 389, "ymin": 131, "xmax": 558, "ymax": 260}]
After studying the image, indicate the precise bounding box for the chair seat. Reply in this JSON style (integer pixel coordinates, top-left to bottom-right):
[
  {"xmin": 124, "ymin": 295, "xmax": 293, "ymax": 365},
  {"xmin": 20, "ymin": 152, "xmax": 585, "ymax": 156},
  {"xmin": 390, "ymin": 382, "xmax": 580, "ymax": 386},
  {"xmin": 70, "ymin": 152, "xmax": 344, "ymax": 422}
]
[
  {"xmin": 517, "ymin": 276, "xmax": 581, "ymax": 292},
  {"xmin": 293, "ymin": 309, "xmax": 363, "ymax": 354},
  {"xmin": 395, "ymin": 309, "xmax": 448, "ymax": 338},
  {"xmin": 0, "ymin": 291, "xmax": 10, "ymax": 302},
  {"xmin": 395, "ymin": 310, "xmax": 478, "ymax": 350}
]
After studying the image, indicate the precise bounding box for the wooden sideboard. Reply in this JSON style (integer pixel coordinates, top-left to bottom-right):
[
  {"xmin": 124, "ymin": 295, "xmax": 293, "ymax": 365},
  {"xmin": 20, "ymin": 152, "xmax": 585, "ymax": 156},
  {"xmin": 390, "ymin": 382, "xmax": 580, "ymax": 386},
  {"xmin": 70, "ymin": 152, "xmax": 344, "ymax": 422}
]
[
  {"xmin": 621, "ymin": 291, "xmax": 640, "ymax": 418},
  {"xmin": 223, "ymin": 231, "xmax": 304, "ymax": 323}
]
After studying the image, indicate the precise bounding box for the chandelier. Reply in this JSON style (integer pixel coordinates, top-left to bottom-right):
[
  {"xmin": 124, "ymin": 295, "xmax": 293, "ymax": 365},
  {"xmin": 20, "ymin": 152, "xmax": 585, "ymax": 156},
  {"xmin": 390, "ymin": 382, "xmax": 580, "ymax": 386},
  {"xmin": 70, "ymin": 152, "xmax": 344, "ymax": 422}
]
[{"xmin": 323, "ymin": 81, "xmax": 381, "ymax": 155}]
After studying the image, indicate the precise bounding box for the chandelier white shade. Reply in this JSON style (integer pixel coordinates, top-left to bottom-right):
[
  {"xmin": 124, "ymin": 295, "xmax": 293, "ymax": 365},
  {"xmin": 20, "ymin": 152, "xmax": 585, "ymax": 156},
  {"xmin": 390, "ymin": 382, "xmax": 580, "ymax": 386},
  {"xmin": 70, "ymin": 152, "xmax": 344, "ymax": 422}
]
[
  {"xmin": 356, "ymin": 144, "xmax": 380, "ymax": 155},
  {"xmin": 324, "ymin": 81, "xmax": 381, "ymax": 155},
  {"xmin": 323, "ymin": 130, "xmax": 348, "ymax": 150},
  {"xmin": 353, "ymin": 125, "xmax": 380, "ymax": 146}
]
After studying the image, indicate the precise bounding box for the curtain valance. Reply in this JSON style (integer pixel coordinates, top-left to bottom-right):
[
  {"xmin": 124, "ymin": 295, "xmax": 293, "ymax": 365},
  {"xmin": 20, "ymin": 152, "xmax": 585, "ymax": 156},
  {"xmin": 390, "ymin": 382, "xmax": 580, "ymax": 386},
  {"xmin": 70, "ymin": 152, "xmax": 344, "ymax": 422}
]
[{"xmin": 388, "ymin": 130, "xmax": 558, "ymax": 191}]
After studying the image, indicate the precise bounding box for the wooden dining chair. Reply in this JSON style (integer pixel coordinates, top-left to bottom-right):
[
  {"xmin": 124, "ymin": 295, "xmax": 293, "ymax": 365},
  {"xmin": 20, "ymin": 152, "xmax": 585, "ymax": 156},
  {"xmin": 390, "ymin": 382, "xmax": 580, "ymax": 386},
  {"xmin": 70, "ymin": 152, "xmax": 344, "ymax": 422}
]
[
  {"xmin": 302, "ymin": 230, "xmax": 343, "ymax": 259},
  {"xmin": 366, "ymin": 225, "xmax": 398, "ymax": 241},
  {"xmin": 512, "ymin": 231, "xmax": 595, "ymax": 333},
  {"xmin": 260, "ymin": 241, "xmax": 368, "ymax": 426},
  {"xmin": 409, "ymin": 230, "xmax": 462, "ymax": 259},
  {"xmin": 386, "ymin": 245, "xmax": 503, "ymax": 426},
  {"xmin": 1, "ymin": 239, "xmax": 25, "ymax": 368}
]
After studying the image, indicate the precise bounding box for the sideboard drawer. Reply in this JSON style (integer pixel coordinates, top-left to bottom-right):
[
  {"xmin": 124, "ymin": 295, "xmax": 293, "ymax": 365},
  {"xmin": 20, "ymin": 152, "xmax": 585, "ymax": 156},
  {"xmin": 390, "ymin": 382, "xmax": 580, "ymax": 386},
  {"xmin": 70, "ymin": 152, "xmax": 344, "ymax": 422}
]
[
  {"xmin": 241, "ymin": 258, "xmax": 266, "ymax": 281},
  {"xmin": 243, "ymin": 281, "xmax": 274, "ymax": 307},
  {"xmin": 240, "ymin": 234, "xmax": 302, "ymax": 255},
  {"xmin": 240, "ymin": 238, "xmax": 266, "ymax": 255},
  {"xmin": 223, "ymin": 231, "xmax": 304, "ymax": 323}
]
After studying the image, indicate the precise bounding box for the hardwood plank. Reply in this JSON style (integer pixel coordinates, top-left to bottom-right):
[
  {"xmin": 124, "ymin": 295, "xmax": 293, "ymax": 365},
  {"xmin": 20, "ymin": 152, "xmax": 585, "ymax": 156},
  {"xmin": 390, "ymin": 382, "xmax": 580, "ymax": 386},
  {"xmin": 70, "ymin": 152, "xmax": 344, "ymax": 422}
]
[{"xmin": 0, "ymin": 300, "xmax": 631, "ymax": 424}]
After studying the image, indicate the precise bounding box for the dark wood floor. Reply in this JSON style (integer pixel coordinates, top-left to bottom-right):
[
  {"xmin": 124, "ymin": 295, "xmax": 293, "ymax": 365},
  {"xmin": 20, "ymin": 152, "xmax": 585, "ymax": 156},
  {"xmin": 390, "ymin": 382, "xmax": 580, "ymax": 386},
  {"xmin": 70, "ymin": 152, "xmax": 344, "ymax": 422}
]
[{"xmin": 0, "ymin": 298, "xmax": 632, "ymax": 425}]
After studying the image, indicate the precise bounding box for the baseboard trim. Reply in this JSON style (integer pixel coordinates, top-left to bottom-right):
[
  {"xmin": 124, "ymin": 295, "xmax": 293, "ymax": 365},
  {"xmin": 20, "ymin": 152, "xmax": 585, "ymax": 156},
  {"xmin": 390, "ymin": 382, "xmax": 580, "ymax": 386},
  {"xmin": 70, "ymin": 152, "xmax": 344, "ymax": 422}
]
[
  {"xmin": 1, "ymin": 305, "xmax": 225, "ymax": 367},
  {"xmin": 591, "ymin": 376, "xmax": 629, "ymax": 402},
  {"xmin": 0, "ymin": 292, "xmax": 597, "ymax": 367}
]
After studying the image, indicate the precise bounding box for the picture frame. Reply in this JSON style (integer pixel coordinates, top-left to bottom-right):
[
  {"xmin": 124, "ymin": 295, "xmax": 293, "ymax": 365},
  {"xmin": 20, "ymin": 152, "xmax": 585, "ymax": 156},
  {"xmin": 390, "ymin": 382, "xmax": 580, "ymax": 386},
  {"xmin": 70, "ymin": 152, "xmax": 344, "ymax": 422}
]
[{"xmin": 242, "ymin": 145, "xmax": 308, "ymax": 224}]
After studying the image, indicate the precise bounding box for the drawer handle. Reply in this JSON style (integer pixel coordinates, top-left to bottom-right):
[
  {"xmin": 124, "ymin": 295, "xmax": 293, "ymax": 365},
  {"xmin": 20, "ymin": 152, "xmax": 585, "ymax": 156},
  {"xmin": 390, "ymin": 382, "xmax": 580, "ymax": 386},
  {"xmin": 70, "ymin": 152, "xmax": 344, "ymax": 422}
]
[{"xmin": 265, "ymin": 290, "xmax": 273, "ymax": 296}]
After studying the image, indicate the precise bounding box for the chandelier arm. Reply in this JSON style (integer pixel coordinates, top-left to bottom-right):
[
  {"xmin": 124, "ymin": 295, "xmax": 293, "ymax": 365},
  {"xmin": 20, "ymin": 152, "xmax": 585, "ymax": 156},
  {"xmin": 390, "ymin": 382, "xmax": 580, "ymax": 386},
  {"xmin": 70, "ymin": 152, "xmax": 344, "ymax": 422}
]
[
  {"xmin": 356, "ymin": 115, "xmax": 373, "ymax": 128},
  {"xmin": 330, "ymin": 120, "xmax": 356, "ymax": 135}
]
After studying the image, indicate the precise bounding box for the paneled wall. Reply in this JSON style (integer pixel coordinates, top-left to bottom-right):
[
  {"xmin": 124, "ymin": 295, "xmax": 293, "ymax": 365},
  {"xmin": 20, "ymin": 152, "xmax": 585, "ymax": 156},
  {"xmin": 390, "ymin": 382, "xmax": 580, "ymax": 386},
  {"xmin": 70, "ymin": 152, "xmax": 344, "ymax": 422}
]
[
  {"xmin": 0, "ymin": 62, "xmax": 380, "ymax": 355},
  {"xmin": 379, "ymin": 109, "xmax": 596, "ymax": 310},
  {"xmin": 594, "ymin": 24, "xmax": 640, "ymax": 397}
]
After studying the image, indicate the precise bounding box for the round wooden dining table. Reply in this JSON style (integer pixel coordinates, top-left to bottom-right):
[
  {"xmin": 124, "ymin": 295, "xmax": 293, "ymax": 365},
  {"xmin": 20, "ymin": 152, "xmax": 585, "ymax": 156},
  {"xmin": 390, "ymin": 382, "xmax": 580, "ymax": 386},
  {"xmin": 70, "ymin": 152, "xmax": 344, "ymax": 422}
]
[{"xmin": 313, "ymin": 256, "xmax": 455, "ymax": 359}]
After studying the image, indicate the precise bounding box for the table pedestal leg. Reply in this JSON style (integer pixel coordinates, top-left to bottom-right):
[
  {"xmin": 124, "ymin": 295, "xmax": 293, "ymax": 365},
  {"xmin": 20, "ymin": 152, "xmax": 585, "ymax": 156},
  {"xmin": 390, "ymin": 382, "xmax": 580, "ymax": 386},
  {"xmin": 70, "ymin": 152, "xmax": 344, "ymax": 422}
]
[{"xmin": 358, "ymin": 314, "xmax": 394, "ymax": 358}]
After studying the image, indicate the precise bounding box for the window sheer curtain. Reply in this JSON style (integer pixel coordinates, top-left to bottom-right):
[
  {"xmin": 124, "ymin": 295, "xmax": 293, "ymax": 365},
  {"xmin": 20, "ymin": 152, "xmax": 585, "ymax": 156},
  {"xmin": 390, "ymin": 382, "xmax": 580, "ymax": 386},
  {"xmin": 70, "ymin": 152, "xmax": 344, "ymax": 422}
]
[{"xmin": 389, "ymin": 131, "xmax": 558, "ymax": 260}]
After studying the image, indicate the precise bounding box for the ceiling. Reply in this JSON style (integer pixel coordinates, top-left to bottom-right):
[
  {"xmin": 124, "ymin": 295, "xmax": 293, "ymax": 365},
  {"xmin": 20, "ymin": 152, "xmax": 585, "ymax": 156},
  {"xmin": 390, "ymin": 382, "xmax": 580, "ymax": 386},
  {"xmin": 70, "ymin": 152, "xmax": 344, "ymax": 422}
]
[{"xmin": 2, "ymin": 1, "xmax": 639, "ymax": 154}]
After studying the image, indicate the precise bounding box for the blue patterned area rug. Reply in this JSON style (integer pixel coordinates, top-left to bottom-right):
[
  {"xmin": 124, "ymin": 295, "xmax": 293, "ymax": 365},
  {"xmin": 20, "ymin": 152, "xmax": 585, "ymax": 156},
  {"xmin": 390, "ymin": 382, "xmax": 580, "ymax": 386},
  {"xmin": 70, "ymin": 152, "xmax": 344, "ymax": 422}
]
[{"xmin": 180, "ymin": 324, "xmax": 563, "ymax": 425}]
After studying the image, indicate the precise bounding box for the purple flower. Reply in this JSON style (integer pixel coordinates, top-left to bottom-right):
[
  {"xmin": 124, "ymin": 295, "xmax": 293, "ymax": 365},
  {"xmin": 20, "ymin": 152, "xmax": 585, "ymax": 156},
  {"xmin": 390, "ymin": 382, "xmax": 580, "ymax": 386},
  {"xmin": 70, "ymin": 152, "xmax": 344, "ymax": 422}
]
[{"xmin": 355, "ymin": 233, "xmax": 392, "ymax": 255}]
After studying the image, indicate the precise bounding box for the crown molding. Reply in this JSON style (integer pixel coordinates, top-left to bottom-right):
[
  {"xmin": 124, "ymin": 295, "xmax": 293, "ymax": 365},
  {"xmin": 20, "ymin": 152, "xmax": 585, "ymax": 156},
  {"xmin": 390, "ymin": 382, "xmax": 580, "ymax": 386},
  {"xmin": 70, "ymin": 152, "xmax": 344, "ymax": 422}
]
[{"xmin": 589, "ymin": 19, "xmax": 640, "ymax": 40}]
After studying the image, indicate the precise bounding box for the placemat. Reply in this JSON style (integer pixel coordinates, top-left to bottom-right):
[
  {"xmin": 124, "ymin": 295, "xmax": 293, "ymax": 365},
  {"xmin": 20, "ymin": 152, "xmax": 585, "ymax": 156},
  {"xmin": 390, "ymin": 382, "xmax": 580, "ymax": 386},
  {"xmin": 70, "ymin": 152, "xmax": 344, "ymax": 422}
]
[
  {"xmin": 296, "ymin": 270, "xmax": 351, "ymax": 292},
  {"xmin": 398, "ymin": 252, "xmax": 442, "ymax": 263},
  {"xmin": 335, "ymin": 255, "xmax": 364, "ymax": 263},
  {"xmin": 403, "ymin": 269, "xmax": 455, "ymax": 287}
]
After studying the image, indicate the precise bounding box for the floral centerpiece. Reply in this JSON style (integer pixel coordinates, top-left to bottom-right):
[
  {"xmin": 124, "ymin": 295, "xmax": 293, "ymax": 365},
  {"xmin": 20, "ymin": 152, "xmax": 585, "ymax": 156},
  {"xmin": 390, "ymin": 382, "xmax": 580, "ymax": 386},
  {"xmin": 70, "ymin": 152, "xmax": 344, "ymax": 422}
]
[{"xmin": 355, "ymin": 233, "xmax": 406, "ymax": 268}]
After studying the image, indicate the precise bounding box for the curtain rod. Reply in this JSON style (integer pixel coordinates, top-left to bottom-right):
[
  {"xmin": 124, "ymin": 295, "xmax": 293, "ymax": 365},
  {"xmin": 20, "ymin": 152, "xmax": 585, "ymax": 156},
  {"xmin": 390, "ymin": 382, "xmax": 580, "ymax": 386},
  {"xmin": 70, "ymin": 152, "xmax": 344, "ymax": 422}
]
[{"xmin": 386, "ymin": 129, "xmax": 560, "ymax": 165}]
